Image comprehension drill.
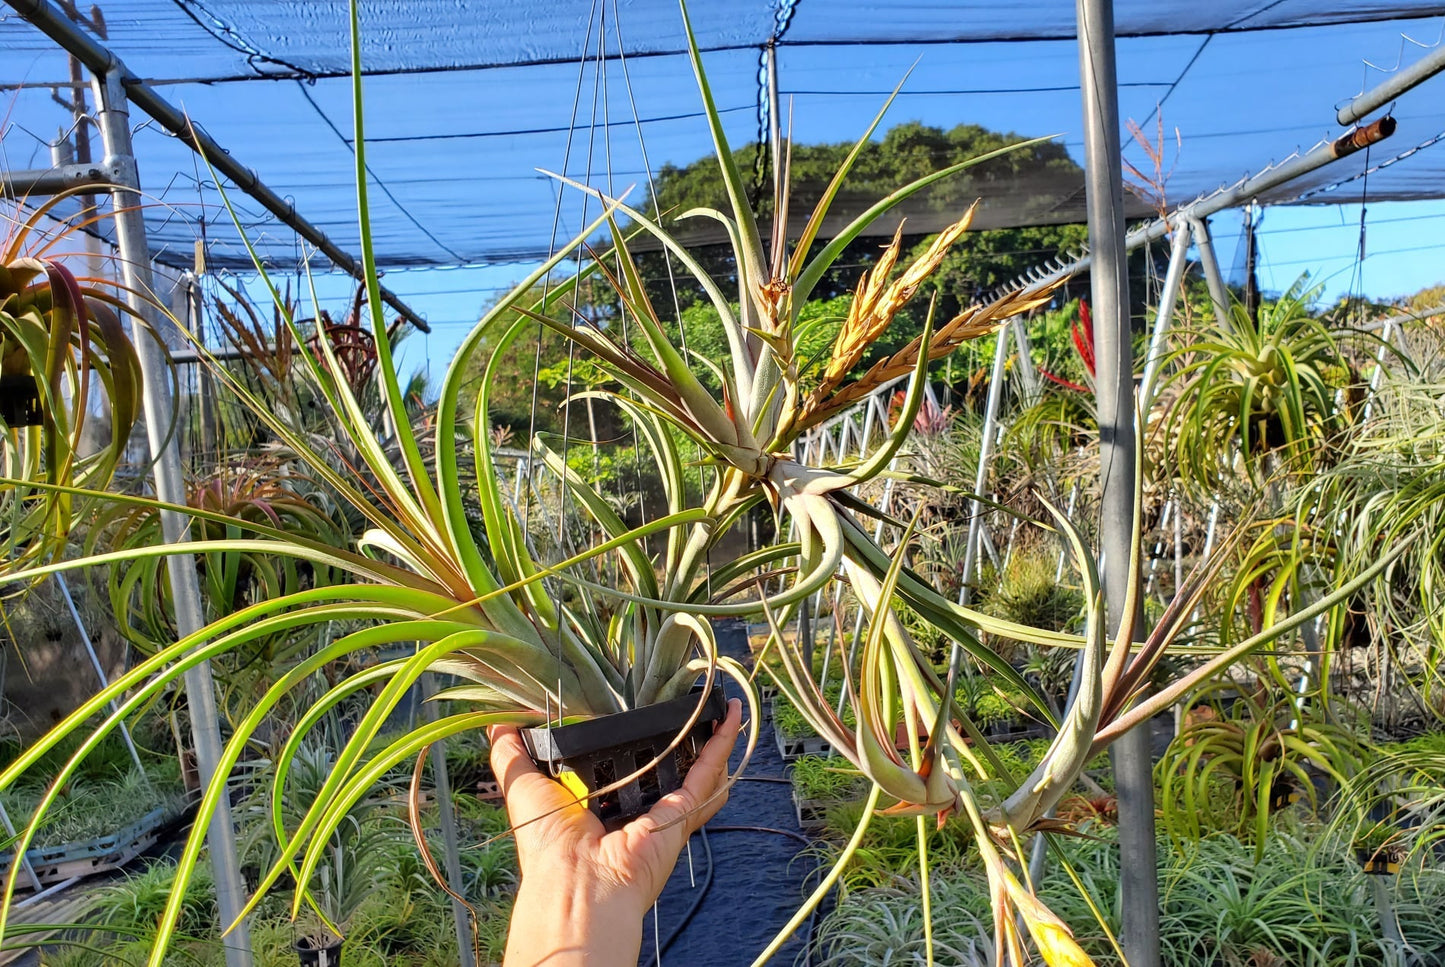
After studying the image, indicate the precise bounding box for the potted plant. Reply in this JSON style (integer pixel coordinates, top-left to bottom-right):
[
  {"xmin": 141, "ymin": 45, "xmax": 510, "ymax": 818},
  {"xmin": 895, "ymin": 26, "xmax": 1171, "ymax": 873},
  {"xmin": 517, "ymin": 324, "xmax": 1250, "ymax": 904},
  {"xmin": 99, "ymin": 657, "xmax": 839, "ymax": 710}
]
[
  {"xmin": 1155, "ymin": 681, "xmax": 1367, "ymax": 857},
  {"xmin": 773, "ymin": 685, "xmax": 852, "ymax": 761},
  {"xmin": 0, "ymin": 4, "xmax": 1414, "ymax": 962},
  {"xmin": 1352, "ymin": 822, "xmax": 1404, "ymax": 876},
  {"xmin": 790, "ymin": 754, "xmax": 868, "ymax": 830}
]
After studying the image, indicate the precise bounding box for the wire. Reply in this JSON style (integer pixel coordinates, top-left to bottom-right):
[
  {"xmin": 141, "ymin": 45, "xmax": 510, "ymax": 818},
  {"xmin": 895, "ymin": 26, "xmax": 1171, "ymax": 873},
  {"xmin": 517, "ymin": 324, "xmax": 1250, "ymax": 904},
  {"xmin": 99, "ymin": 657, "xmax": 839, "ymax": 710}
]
[
  {"xmin": 637, "ymin": 826, "xmax": 715, "ymax": 967},
  {"xmin": 294, "ymin": 82, "xmax": 464, "ymax": 263}
]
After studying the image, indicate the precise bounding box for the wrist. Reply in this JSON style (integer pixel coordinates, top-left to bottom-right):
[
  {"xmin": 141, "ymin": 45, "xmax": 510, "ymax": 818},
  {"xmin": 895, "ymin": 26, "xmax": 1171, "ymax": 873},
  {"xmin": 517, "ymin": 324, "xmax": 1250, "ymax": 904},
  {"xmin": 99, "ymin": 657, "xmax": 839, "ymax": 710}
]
[{"xmin": 505, "ymin": 865, "xmax": 646, "ymax": 966}]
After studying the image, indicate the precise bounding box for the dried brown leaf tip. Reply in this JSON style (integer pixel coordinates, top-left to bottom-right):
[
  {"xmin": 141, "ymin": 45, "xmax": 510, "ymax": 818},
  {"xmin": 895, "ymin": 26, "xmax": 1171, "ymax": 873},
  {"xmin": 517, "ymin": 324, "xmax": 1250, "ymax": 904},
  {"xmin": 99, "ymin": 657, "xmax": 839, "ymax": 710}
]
[
  {"xmin": 800, "ymin": 280, "xmax": 1060, "ymax": 429},
  {"xmin": 815, "ymin": 203, "xmax": 979, "ymax": 402}
]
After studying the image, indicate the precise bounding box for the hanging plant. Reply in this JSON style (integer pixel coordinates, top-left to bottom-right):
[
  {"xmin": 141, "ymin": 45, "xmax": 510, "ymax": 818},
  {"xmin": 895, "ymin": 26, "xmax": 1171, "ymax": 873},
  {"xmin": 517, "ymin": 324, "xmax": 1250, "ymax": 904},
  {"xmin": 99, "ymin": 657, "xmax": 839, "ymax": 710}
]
[{"xmin": 0, "ymin": 189, "xmax": 146, "ymax": 574}]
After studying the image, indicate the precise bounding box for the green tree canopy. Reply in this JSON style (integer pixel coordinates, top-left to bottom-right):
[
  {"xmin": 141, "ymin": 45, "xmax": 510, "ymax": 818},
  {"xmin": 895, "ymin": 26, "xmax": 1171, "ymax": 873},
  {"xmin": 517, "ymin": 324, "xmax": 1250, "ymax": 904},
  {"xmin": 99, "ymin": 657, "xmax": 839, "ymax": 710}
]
[{"xmin": 640, "ymin": 121, "xmax": 1087, "ymax": 314}]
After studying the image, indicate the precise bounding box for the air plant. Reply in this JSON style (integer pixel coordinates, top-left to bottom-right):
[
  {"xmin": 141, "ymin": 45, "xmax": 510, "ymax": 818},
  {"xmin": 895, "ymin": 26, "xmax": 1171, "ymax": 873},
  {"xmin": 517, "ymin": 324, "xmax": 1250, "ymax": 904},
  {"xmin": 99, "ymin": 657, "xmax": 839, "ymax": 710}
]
[
  {"xmin": 1157, "ymin": 278, "xmax": 1376, "ymax": 499},
  {"xmin": 0, "ymin": 188, "xmax": 145, "ymax": 574},
  {"xmin": 0, "ymin": 4, "xmax": 1416, "ymax": 967}
]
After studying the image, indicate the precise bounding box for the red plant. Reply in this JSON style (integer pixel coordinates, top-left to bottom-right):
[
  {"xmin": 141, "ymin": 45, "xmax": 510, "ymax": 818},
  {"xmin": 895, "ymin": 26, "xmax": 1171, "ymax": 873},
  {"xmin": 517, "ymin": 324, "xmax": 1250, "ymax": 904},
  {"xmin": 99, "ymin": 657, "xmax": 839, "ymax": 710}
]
[{"xmin": 1037, "ymin": 298, "xmax": 1096, "ymax": 394}]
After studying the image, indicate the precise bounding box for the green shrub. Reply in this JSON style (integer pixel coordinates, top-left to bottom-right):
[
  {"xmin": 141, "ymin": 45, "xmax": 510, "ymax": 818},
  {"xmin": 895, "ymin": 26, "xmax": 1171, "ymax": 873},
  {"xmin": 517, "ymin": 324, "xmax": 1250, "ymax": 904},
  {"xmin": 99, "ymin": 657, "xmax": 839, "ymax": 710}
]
[{"xmin": 817, "ymin": 827, "xmax": 1445, "ymax": 966}]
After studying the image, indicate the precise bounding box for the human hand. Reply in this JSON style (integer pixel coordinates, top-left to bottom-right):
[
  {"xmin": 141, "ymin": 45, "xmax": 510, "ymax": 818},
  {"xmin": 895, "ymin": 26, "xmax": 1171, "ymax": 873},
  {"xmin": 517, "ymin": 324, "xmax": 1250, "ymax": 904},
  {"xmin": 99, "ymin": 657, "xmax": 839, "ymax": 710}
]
[{"xmin": 491, "ymin": 697, "xmax": 743, "ymax": 966}]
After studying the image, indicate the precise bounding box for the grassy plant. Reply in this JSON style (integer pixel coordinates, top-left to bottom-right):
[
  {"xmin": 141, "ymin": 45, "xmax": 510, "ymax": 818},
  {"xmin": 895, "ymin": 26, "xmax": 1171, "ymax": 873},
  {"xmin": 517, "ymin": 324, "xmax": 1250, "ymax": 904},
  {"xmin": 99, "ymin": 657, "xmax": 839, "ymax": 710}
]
[
  {"xmin": 980, "ymin": 550, "xmax": 1085, "ymax": 635},
  {"xmin": 1158, "ymin": 278, "xmax": 1374, "ymax": 499},
  {"xmin": 815, "ymin": 875, "xmax": 997, "ymax": 966},
  {"xmin": 816, "ymin": 802, "xmax": 981, "ymax": 893},
  {"xmin": 773, "ymin": 684, "xmax": 855, "ymax": 740},
  {"xmin": 0, "ymin": 761, "xmax": 184, "ymax": 849},
  {"xmin": 791, "ymin": 754, "xmax": 867, "ymax": 802},
  {"xmin": 819, "ymin": 826, "xmax": 1445, "ymax": 966}
]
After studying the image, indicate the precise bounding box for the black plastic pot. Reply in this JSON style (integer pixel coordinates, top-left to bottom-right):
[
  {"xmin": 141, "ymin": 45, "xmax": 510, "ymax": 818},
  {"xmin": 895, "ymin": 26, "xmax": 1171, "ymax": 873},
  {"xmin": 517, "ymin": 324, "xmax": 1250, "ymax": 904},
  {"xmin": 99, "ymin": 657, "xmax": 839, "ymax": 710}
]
[
  {"xmin": 294, "ymin": 936, "xmax": 343, "ymax": 967},
  {"xmin": 0, "ymin": 375, "xmax": 42, "ymax": 427},
  {"xmin": 1355, "ymin": 847, "xmax": 1401, "ymax": 876},
  {"xmin": 521, "ymin": 685, "xmax": 728, "ymax": 830}
]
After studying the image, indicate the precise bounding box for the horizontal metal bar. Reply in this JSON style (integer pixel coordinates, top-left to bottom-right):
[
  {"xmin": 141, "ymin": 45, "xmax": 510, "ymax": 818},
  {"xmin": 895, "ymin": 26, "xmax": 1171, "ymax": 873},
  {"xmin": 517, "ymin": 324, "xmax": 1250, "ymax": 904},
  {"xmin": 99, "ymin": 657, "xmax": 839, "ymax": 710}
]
[
  {"xmin": 1338, "ymin": 42, "xmax": 1445, "ymax": 127},
  {"xmin": 0, "ymin": 157, "xmax": 132, "ymax": 198},
  {"xmin": 4, "ymin": 0, "xmax": 430, "ymax": 334},
  {"xmin": 1361, "ymin": 301, "xmax": 1445, "ymax": 333}
]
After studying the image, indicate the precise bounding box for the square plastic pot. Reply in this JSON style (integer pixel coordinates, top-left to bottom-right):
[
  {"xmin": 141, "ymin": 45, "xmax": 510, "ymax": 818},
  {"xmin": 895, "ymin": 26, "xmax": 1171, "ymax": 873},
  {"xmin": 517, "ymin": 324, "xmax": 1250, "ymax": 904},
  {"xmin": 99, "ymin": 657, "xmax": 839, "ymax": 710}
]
[{"xmin": 521, "ymin": 685, "xmax": 727, "ymax": 830}]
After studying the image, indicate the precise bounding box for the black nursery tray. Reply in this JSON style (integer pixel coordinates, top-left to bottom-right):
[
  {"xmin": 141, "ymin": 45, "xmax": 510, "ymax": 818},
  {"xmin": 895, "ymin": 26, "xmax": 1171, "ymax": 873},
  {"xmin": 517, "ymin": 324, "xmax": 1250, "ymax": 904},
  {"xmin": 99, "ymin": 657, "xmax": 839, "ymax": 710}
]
[{"xmin": 522, "ymin": 685, "xmax": 728, "ymax": 830}]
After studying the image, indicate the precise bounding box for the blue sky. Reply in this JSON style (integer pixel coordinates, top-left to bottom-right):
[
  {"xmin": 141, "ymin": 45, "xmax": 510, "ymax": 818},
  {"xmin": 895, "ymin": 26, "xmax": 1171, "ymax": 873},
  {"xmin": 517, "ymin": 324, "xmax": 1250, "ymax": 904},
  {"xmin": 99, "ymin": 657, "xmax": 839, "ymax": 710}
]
[{"xmin": 7, "ymin": 5, "xmax": 1443, "ymax": 391}]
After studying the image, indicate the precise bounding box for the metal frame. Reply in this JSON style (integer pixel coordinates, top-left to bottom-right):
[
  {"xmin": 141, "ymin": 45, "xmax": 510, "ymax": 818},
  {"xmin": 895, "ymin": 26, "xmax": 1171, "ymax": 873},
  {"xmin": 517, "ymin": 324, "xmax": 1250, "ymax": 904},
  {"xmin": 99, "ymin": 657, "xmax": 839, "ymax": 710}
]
[
  {"xmin": 996, "ymin": 120, "xmax": 1400, "ymax": 304},
  {"xmin": 90, "ymin": 64, "xmax": 255, "ymax": 967},
  {"xmin": 1337, "ymin": 42, "xmax": 1445, "ymax": 126},
  {"xmin": 3, "ymin": 0, "xmax": 430, "ymax": 334},
  {"xmin": 1074, "ymin": 2, "xmax": 1159, "ymax": 963}
]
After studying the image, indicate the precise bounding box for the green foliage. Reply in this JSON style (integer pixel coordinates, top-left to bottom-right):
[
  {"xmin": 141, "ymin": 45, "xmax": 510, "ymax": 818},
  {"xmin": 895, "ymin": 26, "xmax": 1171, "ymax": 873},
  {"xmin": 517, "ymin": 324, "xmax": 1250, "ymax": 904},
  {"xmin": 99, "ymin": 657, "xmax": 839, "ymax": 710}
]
[
  {"xmin": 978, "ymin": 549, "xmax": 1084, "ymax": 634},
  {"xmin": 773, "ymin": 683, "xmax": 855, "ymax": 739},
  {"xmin": 813, "ymin": 874, "xmax": 996, "ymax": 966},
  {"xmin": 91, "ymin": 859, "xmax": 220, "ymax": 941},
  {"xmin": 791, "ymin": 754, "xmax": 867, "ymax": 802},
  {"xmin": 1155, "ymin": 684, "xmax": 1370, "ymax": 854},
  {"xmin": 0, "ymin": 762, "xmax": 185, "ymax": 851},
  {"xmin": 816, "ymin": 801, "xmax": 981, "ymax": 894},
  {"xmin": 819, "ymin": 826, "xmax": 1445, "ymax": 966},
  {"xmin": 0, "ymin": 194, "xmax": 145, "ymax": 577},
  {"xmin": 643, "ymin": 120, "xmax": 1083, "ymax": 309},
  {"xmin": 1160, "ymin": 278, "xmax": 1371, "ymax": 497}
]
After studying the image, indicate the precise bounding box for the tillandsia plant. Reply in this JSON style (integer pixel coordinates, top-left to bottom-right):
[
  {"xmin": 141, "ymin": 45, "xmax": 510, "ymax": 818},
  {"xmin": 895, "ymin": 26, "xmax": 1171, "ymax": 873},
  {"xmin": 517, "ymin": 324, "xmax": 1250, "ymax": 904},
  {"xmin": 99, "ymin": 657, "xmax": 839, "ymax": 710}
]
[
  {"xmin": 0, "ymin": 5, "xmax": 1418, "ymax": 967},
  {"xmin": 0, "ymin": 188, "xmax": 144, "ymax": 574},
  {"xmin": 1155, "ymin": 678, "xmax": 1368, "ymax": 857},
  {"xmin": 1157, "ymin": 277, "xmax": 1379, "ymax": 500}
]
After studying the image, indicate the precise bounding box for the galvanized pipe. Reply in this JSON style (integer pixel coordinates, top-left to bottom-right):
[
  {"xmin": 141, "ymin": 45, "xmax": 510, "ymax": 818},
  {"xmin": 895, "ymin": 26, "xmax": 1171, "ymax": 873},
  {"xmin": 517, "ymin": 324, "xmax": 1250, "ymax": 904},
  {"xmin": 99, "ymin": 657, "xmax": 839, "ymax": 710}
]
[
  {"xmin": 1337, "ymin": 42, "xmax": 1445, "ymax": 126},
  {"xmin": 54, "ymin": 574, "xmax": 146, "ymax": 776},
  {"xmin": 5, "ymin": 0, "xmax": 429, "ymax": 333},
  {"xmin": 0, "ymin": 158, "xmax": 126, "ymax": 198},
  {"xmin": 1008, "ymin": 117, "xmax": 1400, "ymax": 303},
  {"xmin": 958, "ymin": 325, "xmax": 1012, "ymax": 607},
  {"xmin": 1188, "ymin": 216, "xmax": 1232, "ymax": 331},
  {"xmin": 1076, "ymin": 0, "xmax": 1160, "ymax": 962},
  {"xmin": 420, "ymin": 674, "xmax": 479, "ymax": 967},
  {"xmin": 1138, "ymin": 220, "xmax": 1193, "ymax": 407},
  {"xmin": 92, "ymin": 66, "xmax": 254, "ymax": 967}
]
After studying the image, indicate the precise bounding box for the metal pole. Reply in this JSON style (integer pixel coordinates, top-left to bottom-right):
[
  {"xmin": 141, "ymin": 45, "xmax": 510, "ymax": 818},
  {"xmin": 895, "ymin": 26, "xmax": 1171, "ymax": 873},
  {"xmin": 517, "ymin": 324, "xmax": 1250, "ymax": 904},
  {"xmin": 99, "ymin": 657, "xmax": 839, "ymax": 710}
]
[
  {"xmin": 6, "ymin": 0, "xmax": 429, "ymax": 333},
  {"xmin": 1189, "ymin": 216, "xmax": 1232, "ymax": 331},
  {"xmin": 420, "ymin": 675, "xmax": 479, "ymax": 967},
  {"xmin": 187, "ymin": 273, "xmax": 219, "ymax": 461},
  {"xmin": 1076, "ymin": 1, "xmax": 1160, "ymax": 963},
  {"xmin": 1338, "ymin": 42, "xmax": 1445, "ymax": 126},
  {"xmin": 959, "ymin": 328, "xmax": 1011, "ymax": 607},
  {"xmin": 91, "ymin": 66, "xmax": 254, "ymax": 967},
  {"xmin": 1138, "ymin": 221, "xmax": 1193, "ymax": 407},
  {"xmin": 53, "ymin": 574, "xmax": 146, "ymax": 776},
  {"xmin": 1011, "ymin": 318, "xmax": 1041, "ymax": 406},
  {"xmin": 0, "ymin": 803, "xmax": 45, "ymax": 892}
]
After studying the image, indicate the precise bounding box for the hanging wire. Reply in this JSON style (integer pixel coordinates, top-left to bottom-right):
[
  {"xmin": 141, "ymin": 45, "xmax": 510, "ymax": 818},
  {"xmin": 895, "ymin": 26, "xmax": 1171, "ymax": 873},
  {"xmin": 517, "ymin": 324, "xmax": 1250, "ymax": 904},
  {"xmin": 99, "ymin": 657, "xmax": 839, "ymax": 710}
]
[
  {"xmin": 1350, "ymin": 140, "xmax": 1372, "ymax": 331},
  {"xmin": 520, "ymin": 0, "xmax": 602, "ymax": 730}
]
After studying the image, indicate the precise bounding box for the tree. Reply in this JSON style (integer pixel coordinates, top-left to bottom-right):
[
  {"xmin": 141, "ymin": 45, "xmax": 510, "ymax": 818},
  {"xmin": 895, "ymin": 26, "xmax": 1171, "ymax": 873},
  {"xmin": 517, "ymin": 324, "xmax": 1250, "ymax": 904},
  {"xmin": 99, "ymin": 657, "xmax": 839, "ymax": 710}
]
[{"xmin": 637, "ymin": 121, "xmax": 1087, "ymax": 317}]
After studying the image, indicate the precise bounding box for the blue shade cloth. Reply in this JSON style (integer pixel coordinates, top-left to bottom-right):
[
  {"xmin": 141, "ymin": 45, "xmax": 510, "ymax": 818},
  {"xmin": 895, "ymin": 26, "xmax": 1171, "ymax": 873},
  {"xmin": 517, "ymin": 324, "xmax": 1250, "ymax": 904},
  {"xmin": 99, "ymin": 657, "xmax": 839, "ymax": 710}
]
[{"xmin": 2, "ymin": 1, "xmax": 1443, "ymax": 270}]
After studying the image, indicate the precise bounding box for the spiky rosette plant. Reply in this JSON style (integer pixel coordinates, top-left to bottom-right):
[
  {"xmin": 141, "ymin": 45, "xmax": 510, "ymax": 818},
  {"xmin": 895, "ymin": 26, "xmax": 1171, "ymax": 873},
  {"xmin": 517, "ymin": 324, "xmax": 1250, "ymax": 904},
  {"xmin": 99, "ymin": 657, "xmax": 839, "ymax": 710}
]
[{"xmin": 0, "ymin": 4, "xmax": 1415, "ymax": 966}]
